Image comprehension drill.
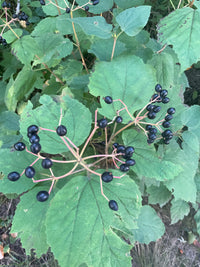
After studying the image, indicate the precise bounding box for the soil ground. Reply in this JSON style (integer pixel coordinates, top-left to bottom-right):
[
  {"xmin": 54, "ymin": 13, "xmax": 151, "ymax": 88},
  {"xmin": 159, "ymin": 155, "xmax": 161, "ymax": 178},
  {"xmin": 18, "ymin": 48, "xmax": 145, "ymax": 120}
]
[{"xmin": 0, "ymin": 68, "xmax": 200, "ymax": 267}]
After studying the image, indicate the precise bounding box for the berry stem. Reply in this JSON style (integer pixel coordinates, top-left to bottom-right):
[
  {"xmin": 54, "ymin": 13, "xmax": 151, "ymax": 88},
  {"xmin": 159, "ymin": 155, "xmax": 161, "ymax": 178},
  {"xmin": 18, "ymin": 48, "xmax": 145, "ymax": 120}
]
[
  {"xmin": 99, "ymin": 176, "xmax": 109, "ymax": 202},
  {"xmin": 113, "ymin": 173, "xmax": 126, "ymax": 179},
  {"xmin": 58, "ymin": 108, "xmax": 63, "ymax": 126},
  {"xmin": 64, "ymin": 136, "xmax": 79, "ymax": 154},
  {"xmin": 39, "ymin": 127, "xmax": 56, "ymax": 133},
  {"xmin": 60, "ymin": 136, "xmax": 79, "ymax": 160}
]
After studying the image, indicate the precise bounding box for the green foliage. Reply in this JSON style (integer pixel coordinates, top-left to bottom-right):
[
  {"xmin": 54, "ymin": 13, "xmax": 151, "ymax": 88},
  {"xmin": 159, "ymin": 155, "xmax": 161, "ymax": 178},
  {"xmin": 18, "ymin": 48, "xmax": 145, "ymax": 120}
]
[{"xmin": 0, "ymin": 1, "xmax": 200, "ymax": 266}]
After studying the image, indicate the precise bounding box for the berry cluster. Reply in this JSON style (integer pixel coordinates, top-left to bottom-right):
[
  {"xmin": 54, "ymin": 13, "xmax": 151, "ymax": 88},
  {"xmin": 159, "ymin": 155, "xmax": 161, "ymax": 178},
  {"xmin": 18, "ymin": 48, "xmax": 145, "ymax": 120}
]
[
  {"xmin": 0, "ymin": 36, "xmax": 7, "ymax": 46},
  {"xmin": 1, "ymin": 1, "xmax": 11, "ymax": 8},
  {"xmin": 65, "ymin": 0, "xmax": 99, "ymax": 13},
  {"xmin": 12, "ymin": 11, "xmax": 29, "ymax": 22}
]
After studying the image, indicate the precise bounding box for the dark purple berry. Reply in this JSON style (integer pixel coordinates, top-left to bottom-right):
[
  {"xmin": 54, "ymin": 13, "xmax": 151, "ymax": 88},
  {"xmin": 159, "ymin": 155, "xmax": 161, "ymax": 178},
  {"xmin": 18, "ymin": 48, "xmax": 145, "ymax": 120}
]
[
  {"xmin": 149, "ymin": 128, "xmax": 157, "ymax": 134},
  {"xmin": 151, "ymin": 94, "xmax": 159, "ymax": 100},
  {"xmin": 104, "ymin": 96, "xmax": 113, "ymax": 104},
  {"xmin": 42, "ymin": 158, "xmax": 53, "ymax": 169},
  {"xmin": 109, "ymin": 200, "xmax": 118, "ymax": 211},
  {"xmin": 8, "ymin": 171, "xmax": 20, "ymax": 182},
  {"xmin": 25, "ymin": 166, "xmax": 35, "ymax": 178},
  {"xmin": 85, "ymin": 5, "xmax": 89, "ymax": 11},
  {"xmin": 2, "ymin": 1, "xmax": 7, "ymax": 8},
  {"xmin": 120, "ymin": 164, "xmax": 129, "ymax": 172},
  {"xmin": 113, "ymin": 143, "xmax": 118, "ymax": 148},
  {"xmin": 164, "ymin": 139, "xmax": 170, "ymax": 145},
  {"xmin": 167, "ymin": 107, "xmax": 176, "ymax": 115},
  {"xmin": 125, "ymin": 146, "xmax": 135, "ymax": 157},
  {"xmin": 147, "ymin": 112, "xmax": 156, "ymax": 119},
  {"xmin": 162, "ymin": 97, "xmax": 170, "ymax": 104},
  {"xmin": 156, "ymin": 96, "xmax": 162, "ymax": 102},
  {"xmin": 146, "ymin": 124, "xmax": 152, "ymax": 131},
  {"xmin": 12, "ymin": 13, "xmax": 17, "ymax": 18},
  {"xmin": 56, "ymin": 125, "xmax": 67, "ymax": 136},
  {"xmin": 165, "ymin": 114, "xmax": 173, "ymax": 121},
  {"xmin": 98, "ymin": 118, "xmax": 107, "ymax": 128},
  {"xmin": 66, "ymin": 7, "xmax": 70, "ymax": 13},
  {"xmin": 160, "ymin": 90, "xmax": 168, "ymax": 98},
  {"xmin": 147, "ymin": 139, "xmax": 154, "ymax": 144},
  {"xmin": 92, "ymin": 0, "xmax": 99, "ymax": 5},
  {"xmin": 101, "ymin": 172, "xmax": 113, "ymax": 183},
  {"xmin": 155, "ymin": 84, "xmax": 162, "ymax": 92},
  {"xmin": 30, "ymin": 143, "xmax": 41, "ymax": 154},
  {"xmin": 27, "ymin": 125, "xmax": 39, "ymax": 135},
  {"xmin": 162, "ymin": 121, "xmax": 171, "ymax": 128},
  {"xmin": 29, "ymin": 134, "xmax": 40, "ymax": 144},
  {"xmin": 36, "ymin": 191, "xmax": 49, "ymax": 202},
  {"xmin": 115, "ymin": 116, "xmax": 123, "ymax": 123},
  {"xmin": 153, "ymin": 106, "xmax": 161, "ymax": 113},
  {"xmin": 148, "ymin": 133, "xmax": 157, "ymax": 140},
  {"xmin": 14, "ymin": 142, "xmax": 26, "ymax": 151},
  {"xmin": 40, "ymin": 0, "xmax": 45, "ymax": 5},
  {"xmin": 146, "ymin": 104, "xmax": 155, "ymax": 111},
  {"xmin": 125, "ymin": 159, "xmax": 136, "ymax": 166},
  {"xmin": 117, "ymin": 145, "xmax": 125, "ymax": 153},
  {"xmin": 162, "ymin": 129, "xmax": 173, "ymax": 138}
]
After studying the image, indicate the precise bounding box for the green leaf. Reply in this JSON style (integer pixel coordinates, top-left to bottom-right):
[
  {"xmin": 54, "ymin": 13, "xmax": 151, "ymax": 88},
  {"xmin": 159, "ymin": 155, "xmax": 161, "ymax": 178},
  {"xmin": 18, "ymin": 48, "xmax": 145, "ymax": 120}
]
[
  {"xmin": 70, "ymin": 17, "xmax": 112, "ymax": 39},
  {"xmin": 157, "ymin": 7, "xmax": 200, "ymax": 71},
  {"xmin": 194, "ymin": 209, "xmax": 200, "ymax": 236},
  {"xmin": 31, "ymin": 17, "xmax": 57, "ymax": 36},
  {"xmin": 20, "ymin": 95, "xmax": 92, "ymax": 154},
  {"xmin": 0, "ymin": 149, "xmax": 37, "ymax": 194},
  {"xmin": 115, "ymin": 0, "xmax": 145, "ymax": 8},
  {"xmin": 56, "ymin": 14, "xmax": 82, "ymax": 35},
  {"xmin": 11, "ymin": 186, "xmax": 51, "ymax": 257},
  {"xmin": 122, "ymin": 129, "xmax": 182, "ymax": 181},
  {"xmin": 88, "ymin": 38, "xmax": 127, "ymax": 61},
  {"xmin": 4, "ymin": 66, "xmax": 38, "ymax": 111},
  {"xmin": 46, "ymin": 173, "xmax": 141, "ymax": 266},
  {"xmin": 164, "ymin": 132, "xmax": 199, "ymax": 203},
  {"xmin": 116, "ymin": 6, "xmax": 151, "ymax": 36},
  {"xmin": 0, "ymin": 81, "xmax": 7, "ymax": 112},
  {"xmin": 132, "ymin": 205, "xmax": 165, "ymax": 244},
  {"xmin": 42, "ymin": 0, "xmax": 67, "ymax": 15},
  {"xmin": 3, "ymin": 29, "xmax": 23, "ymax": 43},
  {"xmin": 89, "ymin": 55, "xmax": 157, "ymax": 122},
  {"xmin": 11, "ymin": 36, "xmax": 39, "ymax": 65},
  {"xmin": 147, "ymin": 184, "xmax": 172, "ymax": 207},
  {"xmin": 170, "ymin": 199, "xmax": 190, "ymax": 224},
  {"xmin": 181, "ymin": 105, "xmax": 200, "ymax": 139},
  {"xmin": 76, "ymin": 0, "xmax": 113, "ymax": 14}
]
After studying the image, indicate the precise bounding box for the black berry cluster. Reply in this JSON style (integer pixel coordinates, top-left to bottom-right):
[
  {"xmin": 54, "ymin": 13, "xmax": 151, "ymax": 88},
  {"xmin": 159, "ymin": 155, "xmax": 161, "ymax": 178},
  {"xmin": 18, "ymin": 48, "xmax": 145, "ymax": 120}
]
[
  {"xmin": 146, "ymin": 125, "xmax": 157, "ymax": 144},
  {"xmin": 116, "ymin": 144, "xmax": 136, "ymax": 172},
  {"xmin": 0, "ymin": 36, "xmax": 7, "ymax": 46},
  {"xmin": 27, "ymin": 125, "xmax": 42, "ymax": 154},
  {"xmin": 1, "ymin": 1, "xmax": 11, "ymax": 8}
]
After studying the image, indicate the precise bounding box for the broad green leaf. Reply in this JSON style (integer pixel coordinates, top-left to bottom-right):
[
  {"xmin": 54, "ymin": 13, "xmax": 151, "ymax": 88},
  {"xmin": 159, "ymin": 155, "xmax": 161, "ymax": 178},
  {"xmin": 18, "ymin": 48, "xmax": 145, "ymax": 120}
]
[
  {"xmin": 170, "ymin": 199, "xmax": 190, "ymax": 224},
  {"xmin": 20, "ymin": 95, "xmax": 92, "ymax": 154},
  {"xmin": 42, "ymin": 0, "xmax": 67, "ymax": 15},
  {"xmin": 122, "ymin": 129, "xmax": 182, "ymax": 181},
  {"xmin": 0, "ymin": 149, "xmax": 37, "ymax": 194},
  {"xmin": 116, "ymin": 6, "xmax": 151, "ymax": 36},
  {"xmin": 4, "ymin": 66, "xmax": 38, "ymax": 111},
  {"xmin": 3, "ymin": 29, "xmax": 23, "ymax": 43},
  {"xmin": 181, "ymin": 105, "xmax": 200, "ymax": 139},
  {"xmin": 147, "ymin": 184, "xmax": 172, "ymax": 208},
  {"xmin": 76, "ymin": 0, "xmax": 113, "ymax": 14},
  {"xmin": 11, "ymin": 186, "xmax": 51, "ymax": 257},
  {"xmin": 194, "ymin": 170, "xmax": 200, "ymax": 203},
  {"xmin": 194, "ymin": 209, "xmax": 200, "ymax": 235},
  {"xmin": 89, "ymin": 55, "xmax": 157, "ymax": 122},
  {"xmin": 12, "ymin": 36, "xmax": 39, "ymax": 65},
  {"xmin": 157, "ymin": 7, "xmax": 200, "ymax": 71},
  {"xmin": 115, "ymin": 0, "xmax": 145, "ymax": 8},
  {"xmin": 0, "ymin": 111, "xmax": 21, "ymax": 148},
  {"xmin": 70, "ymin": 17, "xmax": 112, "ymax": 39},
  {"xmin": 89, "ymin": 38, "xmax": 127, "ymax": 61},
  {"xmin": 46, "ymin": 173, "xmax": 141, "ymax": 266},
  {"xmin": 55, "ymin": 13, "xmax": 82, "ymax": 35},
  {"xmin": 0, "ymin": 81, "xmax": 7, "ymax": 112},
  {"xmin": 132, "ymin": 205, "xmax": 165, "ymax": 243},
  {"xmin": 31, "ymin": 17, "xmax": 57, "ymax": 36},
  {"xmin": 164, "ymin": 132, "xmax": 199, "ymax": 203}
]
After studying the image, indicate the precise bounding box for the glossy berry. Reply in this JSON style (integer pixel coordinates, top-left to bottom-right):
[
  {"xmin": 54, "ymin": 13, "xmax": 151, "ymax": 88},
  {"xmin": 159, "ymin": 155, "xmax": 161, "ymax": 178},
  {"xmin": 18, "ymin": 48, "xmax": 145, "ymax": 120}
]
[
  {"xmin": 167, "ymin": 107, "xmax": 176, "ymax": 115},
  {"xmin": 115, "ymin": 116, "xmax": 123, "ymax": 123},
  {"xmin": 151, "ymin": 94, "xmax": 158, "ymax": 100},
  {"xmin": 29, "ymin": 134, "xmax": 40, "ymax": 143},
  {"xmin": 104, "ymin": 96, "xmax": 113, "ymax": 104},
  {"xmin": 2, "ymin": 1, "xmax": 7, "ymax": 8},
  {"xmin": 92, "ymin": 0, "xmax": 99, "ymax": 5},
  {"xmin": 162, "ymin": 121, "xmax": 171, "ymax": 128},
  {"xmin": 109, "ymin": 200, "xmax": 118, "ymax": 211},
  {"xmin": 164, "ymin": 139, "xmax": 170, "ymax": 145},
  {"xmin": 56, "ymin": 125, "xmax": 67, "ymax": 136},
  {"xmin": 125, "ymin": 146, "xmax": 135, "ymax": 157},
  {"xmin": 125, "ymin": 159, "xmax": 136, "ymax": 166},
  {"xmin": 66, "ymin": 7, "xmax": 70, "ymax": 13},
  {"xmin": 147, "ymin": 112, "xmax": 156, "ymax": 120},
  {"xmin": 120, "ymin": 164, "xmax": 129, "ymax": 172},
  {"xmin": 98, "ymin": 119, "xmax": 107, "ymax": 129},
  {"xmin": 160, "ymin": 89, "xmax": 168, "ymax": 98},
  {"xmin": 2, "ymin": 39, "xmax": 7, "ymax": 46},
  {"xmin": 117, "ymin": 145, "xmax": 125, "ymax": 153},
  {"xmin": 153, "ymin": 106, "xmax": 161, "ymax": 113},
  {"xmin": 149, "ymin": 127, "xmax": 157, "ymax": 134},
  {"xmin": 113, "ymin": 143, "xmax": 118, "ymax": 148},
  {"xmin": 156, "ymin": 96, "xmax": 162, "ymax": 103},
  {"xmin": 146, "ymin": 104, "xmax": 155, "ymax": 111},
  {"xmin": 25, "ymin": 166, "xmax": 35, "ymax": 178},
  {"xmin": 162, "ymin": 129, "xmax": 173, "ymax": 138},
  {"xmin": 8, "ymin": 171, "xmax": 20, "ymax": 182},
  {"xmin": 101, "ymin": 172, "xmax": 113, "ymax": 183},
  {"xmin": 30, "ymin": 143, "xmax": 41, "ymax": 154},
  {"xmin": 12, "ymin": 13, "xmax": 17, "ymax": 18},
  {"xmin": 40, "ymin": 0, "xmax": 45, "ymax": 5},
  {"xmin": 146, "ymin": 124, "xmax": 152, "ymax": 131},
  {"xmin": 165, "ymin": 114, "xmax": 173, "ymax": 121},
  {"xmin": 14, "ymin": 142, "xmax": 26, "ymax": 151},
  {"xmin": 148, "ymin": 133, "xmax": 157, "ymax": 140},
  {"xmin": 36, "ymin": 191, "xmax": 49, "ymax": 202},
  {"xmin": 85, "ymin": 5, "xmax": 89, "ymax": 11},
  {"xmin": 27, "ymin": 125, "xmax": 39, "ymax": 135},
  {"xmin": 162, "ymin": 97, "xmax": 170, "ymax": 104},
  {"xmin": 155, "ymin": 84, "xmax": 162, "ymax": 92},
  {"xmin": 42, "ymin": 158, "xmax": 53, "ymax": 169},
  {"xmin": 147, "ymin": 139, "xmax": 154, "ymax": 144}
]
